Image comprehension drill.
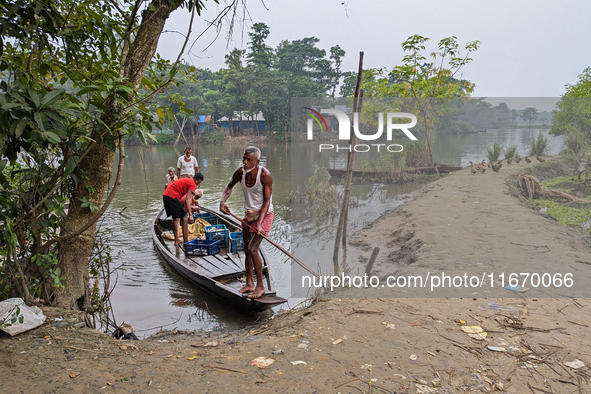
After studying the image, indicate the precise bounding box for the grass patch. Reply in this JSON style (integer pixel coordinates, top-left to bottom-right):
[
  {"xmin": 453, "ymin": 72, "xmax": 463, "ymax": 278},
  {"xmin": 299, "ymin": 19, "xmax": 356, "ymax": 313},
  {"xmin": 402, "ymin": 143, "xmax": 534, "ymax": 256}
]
[
  {"xmin": 530, "ymin": 199, "xmax": 591, "ymax": 229},
  {"xmin": 291, "ymin": 168, "xmax": 343, "ymax": 219}
]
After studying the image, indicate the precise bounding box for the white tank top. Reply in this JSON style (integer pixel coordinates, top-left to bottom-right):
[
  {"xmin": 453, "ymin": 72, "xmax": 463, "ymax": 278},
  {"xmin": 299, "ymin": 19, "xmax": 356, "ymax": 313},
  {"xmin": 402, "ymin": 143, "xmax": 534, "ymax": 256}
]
[{"xmin": 241, "ymin": 166, "xmax": 273, "ymax": 213}]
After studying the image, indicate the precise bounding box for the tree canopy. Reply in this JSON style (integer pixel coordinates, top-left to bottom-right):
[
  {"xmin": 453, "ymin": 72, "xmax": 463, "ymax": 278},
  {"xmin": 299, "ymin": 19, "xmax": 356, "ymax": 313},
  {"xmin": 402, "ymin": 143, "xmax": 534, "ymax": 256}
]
[{"xmin": 0, "ymin": 0, "xmax": 241, "ymax": 312}]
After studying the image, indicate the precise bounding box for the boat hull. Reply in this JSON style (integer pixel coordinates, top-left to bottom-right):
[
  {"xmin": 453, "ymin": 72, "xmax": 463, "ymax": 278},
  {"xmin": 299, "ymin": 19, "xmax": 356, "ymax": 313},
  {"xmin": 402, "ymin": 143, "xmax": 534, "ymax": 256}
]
[{"xmin": 152, "ymin": 208, "xmax": 287, "ymax": 312}]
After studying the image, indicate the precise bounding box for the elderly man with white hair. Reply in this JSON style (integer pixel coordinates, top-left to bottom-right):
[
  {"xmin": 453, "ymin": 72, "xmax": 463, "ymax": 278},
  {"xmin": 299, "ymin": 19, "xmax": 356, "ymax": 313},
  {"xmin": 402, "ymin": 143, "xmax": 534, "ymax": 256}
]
[{"xmin": 220, "ymin": 146, "xmax": 273, "ymax": 299}]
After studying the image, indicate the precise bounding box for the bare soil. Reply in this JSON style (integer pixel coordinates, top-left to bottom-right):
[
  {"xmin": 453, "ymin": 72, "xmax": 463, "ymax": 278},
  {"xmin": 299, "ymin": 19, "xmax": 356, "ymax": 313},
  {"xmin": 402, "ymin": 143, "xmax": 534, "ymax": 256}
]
[{"xmin": 2, "ymin": 157, "xmax": 591, "ymax": 394}]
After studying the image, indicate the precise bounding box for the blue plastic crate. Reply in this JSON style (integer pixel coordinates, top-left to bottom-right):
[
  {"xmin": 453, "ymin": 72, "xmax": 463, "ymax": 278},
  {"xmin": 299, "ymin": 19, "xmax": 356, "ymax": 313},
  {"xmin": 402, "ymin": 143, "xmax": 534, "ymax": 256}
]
[
  {"xmin": 193, "ymin": 212, "xmax": 218, "ymax": 225},
  {"xmin": 229, "ymin": 231, "xmax": 244, "ymax": 254},
  {"xmin": 205, "ymin": 224, "xmax": 229, "ymax": 248},
  {"xmin": 184, "ymin": 239, "xmax": 221, "ymax": 256}
]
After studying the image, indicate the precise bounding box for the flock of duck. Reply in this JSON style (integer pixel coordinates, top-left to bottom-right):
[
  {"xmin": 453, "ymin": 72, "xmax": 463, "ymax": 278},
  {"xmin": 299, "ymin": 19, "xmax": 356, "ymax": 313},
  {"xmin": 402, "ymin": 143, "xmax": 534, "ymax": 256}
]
[{"xmin": 468, "ymin": 156, "xmax": 546, "ymax": 175}]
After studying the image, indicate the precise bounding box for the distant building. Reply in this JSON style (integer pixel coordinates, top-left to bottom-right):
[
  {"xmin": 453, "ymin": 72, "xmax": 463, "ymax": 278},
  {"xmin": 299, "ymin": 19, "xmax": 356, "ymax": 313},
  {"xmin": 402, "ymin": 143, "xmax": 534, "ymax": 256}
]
[
  {"xmin": 196, "ymin": 115, "xmax": 213, "ymax": 133},
  {"xmin": 218, "ymin": 112, "xmax": 270, "ymax": 134}
]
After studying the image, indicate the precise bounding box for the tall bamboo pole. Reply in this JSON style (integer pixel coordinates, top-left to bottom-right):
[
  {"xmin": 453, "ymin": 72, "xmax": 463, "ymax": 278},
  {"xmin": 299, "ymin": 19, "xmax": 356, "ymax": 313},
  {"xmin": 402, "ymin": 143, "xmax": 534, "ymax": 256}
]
[{"xmin": 332, "ymin": 52, "xmax": 364, "ymax": 265}]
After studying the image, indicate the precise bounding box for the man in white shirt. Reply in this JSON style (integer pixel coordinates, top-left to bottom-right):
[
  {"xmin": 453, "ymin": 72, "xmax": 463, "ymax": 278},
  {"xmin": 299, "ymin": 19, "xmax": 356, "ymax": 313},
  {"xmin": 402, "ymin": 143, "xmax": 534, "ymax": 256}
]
[{"xmin": 177, "ymin": 146, "xmax": 199, "ymax": 178}]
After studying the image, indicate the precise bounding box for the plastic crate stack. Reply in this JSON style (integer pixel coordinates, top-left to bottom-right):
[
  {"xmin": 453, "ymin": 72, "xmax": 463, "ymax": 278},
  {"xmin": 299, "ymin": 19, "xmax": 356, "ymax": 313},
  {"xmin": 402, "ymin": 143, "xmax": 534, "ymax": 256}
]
[
  {"xmin": 229, "ymin": 231, "xmax": 244, "ymax": 254},
  {"xmin": 205, "ymin": 224, "xmax": 229, "ymax": 248}
]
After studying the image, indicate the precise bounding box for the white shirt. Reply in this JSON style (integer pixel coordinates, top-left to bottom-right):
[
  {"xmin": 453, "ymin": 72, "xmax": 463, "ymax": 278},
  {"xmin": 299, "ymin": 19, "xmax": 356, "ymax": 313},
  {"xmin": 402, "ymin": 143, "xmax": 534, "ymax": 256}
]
[
  {"xmin": 241, "ymin": 166, "xmax": 273, "ymax": 214},
  {"xmin": 177, "ymin": 155, "xmax": 198, "ymax": 177}
]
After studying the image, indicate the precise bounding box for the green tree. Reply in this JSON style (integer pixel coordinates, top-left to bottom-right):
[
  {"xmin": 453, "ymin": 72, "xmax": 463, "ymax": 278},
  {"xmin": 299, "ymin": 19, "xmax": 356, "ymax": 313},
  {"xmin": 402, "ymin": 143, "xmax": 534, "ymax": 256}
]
[
  {"xmin": 246, "ymin": 22, "xmax": 275, "ymax": 68},
  {"xmin": 551, "ymin": 67, "xmax": 591, "ymax": 140},
  {"xmin": 520, "ymin": 107, "xmax": 539, "ymax": 127},
  {"xmin": 0, "ymin": 0, "xmax": 243, "ymax": 310},
  {"xmin": 363, "ymin": 35, "xmax": 479, "ymax": 166},
  {"xmin": 329, "ymin": 45, "xmax": 346, "ymax": 98}
]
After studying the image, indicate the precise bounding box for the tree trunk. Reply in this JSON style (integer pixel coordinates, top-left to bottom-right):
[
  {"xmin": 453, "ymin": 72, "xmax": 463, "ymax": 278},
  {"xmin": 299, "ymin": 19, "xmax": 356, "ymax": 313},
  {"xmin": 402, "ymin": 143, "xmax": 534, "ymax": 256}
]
[{"xmin": 54, "ymin": 1, "xmax": 183, "ymax": 310}]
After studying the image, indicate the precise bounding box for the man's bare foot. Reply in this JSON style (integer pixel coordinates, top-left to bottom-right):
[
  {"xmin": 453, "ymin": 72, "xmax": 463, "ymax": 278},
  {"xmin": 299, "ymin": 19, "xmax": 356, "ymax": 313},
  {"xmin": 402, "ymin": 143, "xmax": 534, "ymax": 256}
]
[
  {"xmin": 174, "ymin": 239, "xmax": 182, "ymax": 246},
  {"xmin": 248, "ymin": 286, "xmax": 265, "ymax": 299},
  {"xmin": 239, "ymin": 285, "xmax": 255, "ymax": 294}
]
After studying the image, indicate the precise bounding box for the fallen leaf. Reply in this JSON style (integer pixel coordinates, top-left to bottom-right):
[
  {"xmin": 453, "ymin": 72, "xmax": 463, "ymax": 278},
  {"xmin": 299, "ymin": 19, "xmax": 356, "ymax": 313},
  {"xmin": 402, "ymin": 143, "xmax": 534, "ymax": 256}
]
[
  {"xmin": 69, "ymin": 372, "xmax": 80, "ymax": 379},
  {"xmin": 291, "ymin": 360, "xmax": 307, "ymax": 365},
  {"xmin": 119, "ymin": 345, "xmax": 128, "ymax": 350},
  {"xmin": 333, "ymin": 339, "xmax": 342, "ymax": 345},
  {"xmin": 148, "ymin": 380, "xmax": 152, "ymax": 387},
  {"xmin": 187, "ymin": 356, "xmax": 198, "ymax": 360}
]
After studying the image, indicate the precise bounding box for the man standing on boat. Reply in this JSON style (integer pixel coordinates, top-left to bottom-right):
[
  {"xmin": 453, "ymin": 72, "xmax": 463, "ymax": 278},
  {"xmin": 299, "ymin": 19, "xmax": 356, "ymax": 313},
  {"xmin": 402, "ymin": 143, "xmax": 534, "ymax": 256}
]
[
  {"xmin": 163, "ymin": 173, "xmax": 202, "ymax": 246},
  {"xmin": 177, "ymin": 146, "xmax": 199, "ymax": 179},
  {"xmin": 220, "ymin": 146, "xmax": 273, "ymax": 299}
]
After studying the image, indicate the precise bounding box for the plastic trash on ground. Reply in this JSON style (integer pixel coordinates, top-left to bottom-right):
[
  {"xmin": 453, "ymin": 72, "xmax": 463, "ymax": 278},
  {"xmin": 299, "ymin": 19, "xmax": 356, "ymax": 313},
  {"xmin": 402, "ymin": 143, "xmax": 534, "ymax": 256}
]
[
  {"xmin": 251, "ymin": 356, "xmax": 274, "ymax": 368},
  {"xmin": 0, "ymin": 298, "xmax": 46, "ymax": 336},
  {"xmin": 564, "ymin": 359, "xmax": 585, "ymax": 369}
]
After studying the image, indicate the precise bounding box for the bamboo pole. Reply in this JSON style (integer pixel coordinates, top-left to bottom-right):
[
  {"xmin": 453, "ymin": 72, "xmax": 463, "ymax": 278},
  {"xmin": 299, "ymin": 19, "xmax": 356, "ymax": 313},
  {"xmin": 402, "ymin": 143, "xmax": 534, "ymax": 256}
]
[
  {"xmin": 332, "ymin": 51, "xmax": 364, "ymax": 264},
  {"xmin": 342, "ymin": 90, "xmax": 363, "ymax": 246},
  {"xmin": 199, "ymin": 207, "xmax": 320, "ymax": 279}
]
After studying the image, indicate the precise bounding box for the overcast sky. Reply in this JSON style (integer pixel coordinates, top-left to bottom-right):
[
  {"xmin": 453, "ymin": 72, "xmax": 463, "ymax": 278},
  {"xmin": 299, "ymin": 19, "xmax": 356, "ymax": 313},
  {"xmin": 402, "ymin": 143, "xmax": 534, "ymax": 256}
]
[{"xmin": 156, "ymin": 0, "xmax": 590, "ymax": 102}]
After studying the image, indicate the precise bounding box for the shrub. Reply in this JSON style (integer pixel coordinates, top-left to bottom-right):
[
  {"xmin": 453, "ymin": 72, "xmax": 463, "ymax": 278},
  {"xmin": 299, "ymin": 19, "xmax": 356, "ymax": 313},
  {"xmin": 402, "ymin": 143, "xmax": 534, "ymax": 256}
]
[
  {"xmin": 504, "ymin": 144, "xmax": 518, "ymax": 159},
  {"xmin": 529, "ymin": 133, "xmax": 549, "ymax": 156},
  {"xmin": 486, "ymin": 141, "xmax": 502, "ymax": 161}
]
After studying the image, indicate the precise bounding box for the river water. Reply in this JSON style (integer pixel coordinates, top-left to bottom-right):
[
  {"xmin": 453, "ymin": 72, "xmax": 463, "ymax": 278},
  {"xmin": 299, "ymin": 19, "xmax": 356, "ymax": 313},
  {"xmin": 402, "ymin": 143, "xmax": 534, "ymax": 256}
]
[{"xmin": 103, "ymin": 128, "xmax": 562, "ymax": 337}]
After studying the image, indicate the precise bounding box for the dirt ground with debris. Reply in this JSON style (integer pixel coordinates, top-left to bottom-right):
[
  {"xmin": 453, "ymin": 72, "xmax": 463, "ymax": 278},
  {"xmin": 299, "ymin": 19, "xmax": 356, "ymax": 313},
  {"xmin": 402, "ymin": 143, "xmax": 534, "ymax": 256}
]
[{"xmin": 2, "ymin": 157, "xmax": 591, "ymax": 394}]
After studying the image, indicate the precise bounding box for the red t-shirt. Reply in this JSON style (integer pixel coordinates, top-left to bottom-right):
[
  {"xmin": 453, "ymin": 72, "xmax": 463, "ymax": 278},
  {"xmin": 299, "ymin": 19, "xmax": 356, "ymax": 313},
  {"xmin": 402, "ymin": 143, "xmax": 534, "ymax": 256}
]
[{"xmin": 163, "ymin": 177, "xmax": 196, "ymax": 200}]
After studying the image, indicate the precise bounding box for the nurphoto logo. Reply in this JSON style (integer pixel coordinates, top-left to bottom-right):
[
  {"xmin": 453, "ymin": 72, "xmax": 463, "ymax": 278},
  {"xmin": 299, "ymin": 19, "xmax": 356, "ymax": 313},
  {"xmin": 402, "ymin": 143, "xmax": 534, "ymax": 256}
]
[{"xmin": 304, "ymin": 107, "xmax": 418, "ymax": 153}]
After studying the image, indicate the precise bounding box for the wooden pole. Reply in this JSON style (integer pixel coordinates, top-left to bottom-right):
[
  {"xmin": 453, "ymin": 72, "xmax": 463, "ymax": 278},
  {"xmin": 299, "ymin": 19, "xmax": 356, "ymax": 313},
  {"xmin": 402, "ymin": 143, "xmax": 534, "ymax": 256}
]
[
  {"xmin": 364, "ymin": 247, "xmax": 380, "ymax": 275},
  {"xmin": 342, "ymin": 90, "xmax": 363, "ymax": 246},
  {"xmin": 332, "ymin": 52, "xmax": 364, "ymax": 264}
]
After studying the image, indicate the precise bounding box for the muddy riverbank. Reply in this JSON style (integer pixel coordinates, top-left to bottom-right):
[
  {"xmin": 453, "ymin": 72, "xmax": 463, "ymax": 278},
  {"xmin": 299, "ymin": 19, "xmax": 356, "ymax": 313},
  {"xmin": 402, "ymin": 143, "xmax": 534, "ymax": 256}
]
[{"xmin": 2, "ymin": 156, "xmax": 591, "ymax": 393}]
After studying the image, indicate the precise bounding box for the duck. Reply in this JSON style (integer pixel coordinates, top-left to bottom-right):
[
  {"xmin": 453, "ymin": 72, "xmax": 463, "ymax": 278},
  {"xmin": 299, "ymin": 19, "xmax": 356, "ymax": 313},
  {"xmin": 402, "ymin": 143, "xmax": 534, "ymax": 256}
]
[
  {"xmin": 507, "ymin": 158, "xmax": 512, "ymax": 164},
  {"xmin": 515, "ymin": 157, "xmax": 522, "ymax": 163},
  {"xmin": 525, "ymin": 156, "xmax": 532, "ymax": 163},
  {"xmin": 537, "ymin": 155, "xmax": 546, "ymax": 163},
  {"xmin": 469, "ymin": 161, "xmax": 477, "ymax": 175},
  {"xmin": 492, "ymin": 162, "xmax": 502, "ymax": 175},
  {"xmin": 479, "ymin": 164, "xmax": 486, "ymax": 174}
]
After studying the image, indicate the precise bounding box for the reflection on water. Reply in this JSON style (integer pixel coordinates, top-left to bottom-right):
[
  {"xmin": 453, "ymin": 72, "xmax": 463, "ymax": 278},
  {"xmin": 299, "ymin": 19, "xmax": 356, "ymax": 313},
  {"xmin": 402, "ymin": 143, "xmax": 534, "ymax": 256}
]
[{"xmin": 105, "ymin": 128, "xmax": 565, "ymax": 335}]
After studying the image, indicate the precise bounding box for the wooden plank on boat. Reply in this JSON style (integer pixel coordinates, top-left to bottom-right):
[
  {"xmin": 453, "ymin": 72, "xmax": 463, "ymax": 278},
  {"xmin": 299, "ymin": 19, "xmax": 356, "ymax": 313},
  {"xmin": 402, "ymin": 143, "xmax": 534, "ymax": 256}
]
[
  {"xmin": 201, "ymin": 255, "xmax": 236, "ymax": 276},
  {"xmin": 225, "ymin": 252, "xmax": 244, "ymax": 270},
  {"xmin": 252, "ymin": 295, "xmax": 286, "ymax": 305},
  {"xmin": 211, "ymin": 253, "xmax": 240, "ymax": 272},
  {"xmin": 183, "ymin": 255, "xmax": 220, "ymax": 276}
]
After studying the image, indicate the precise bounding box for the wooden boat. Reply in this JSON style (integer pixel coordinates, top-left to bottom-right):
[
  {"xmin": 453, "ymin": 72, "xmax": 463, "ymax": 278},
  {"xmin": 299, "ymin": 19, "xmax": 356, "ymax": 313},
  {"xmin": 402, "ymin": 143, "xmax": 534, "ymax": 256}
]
[
  {"xmin": 152, "ymin": 207, "xmax": 287, "ymax": 312},
  {"xmin": 327, "ymin": 163, "xmax": 461, "ymax": 178}
]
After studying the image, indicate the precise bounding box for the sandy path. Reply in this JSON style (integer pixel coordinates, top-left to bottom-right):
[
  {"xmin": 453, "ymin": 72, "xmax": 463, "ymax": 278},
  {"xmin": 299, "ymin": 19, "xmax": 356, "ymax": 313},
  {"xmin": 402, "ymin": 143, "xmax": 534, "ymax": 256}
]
[
  {"xmin": 2, "ymin": 158, "xmax": 591, "ymax": 394},
  {"xmin": 351, "ymin": 158, "xmax": 591, "ymax": 299}
]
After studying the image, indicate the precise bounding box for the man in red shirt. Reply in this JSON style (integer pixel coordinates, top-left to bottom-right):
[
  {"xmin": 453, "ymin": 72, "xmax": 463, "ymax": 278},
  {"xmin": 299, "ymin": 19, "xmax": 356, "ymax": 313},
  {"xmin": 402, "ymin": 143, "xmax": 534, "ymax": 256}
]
[{"xmin": 162, "ymin": 173, "xmax": 202, "ymax": 246}]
